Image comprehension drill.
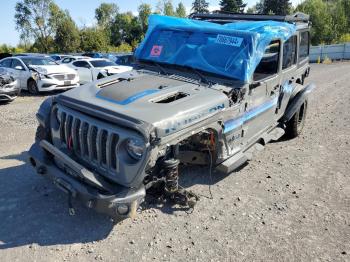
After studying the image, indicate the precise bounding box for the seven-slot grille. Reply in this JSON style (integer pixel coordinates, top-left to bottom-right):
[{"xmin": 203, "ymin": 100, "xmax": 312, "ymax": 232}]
[
  {"xmin": 52, "ymin": 74, "xmax": 76, "ymax": 81},
  {"xmin": 59, "ymin": 111, "xmax": 120, "ymax": 173}
]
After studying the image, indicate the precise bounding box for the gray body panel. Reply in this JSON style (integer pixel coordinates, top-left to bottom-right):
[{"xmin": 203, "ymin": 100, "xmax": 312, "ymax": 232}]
[
  {"xmin": 60, "ymin": 71, "xmax": 230, "ymax": 137},
  {"xmin": 28, "ymin": 17, "xmax": 313, "ymax": 220}
]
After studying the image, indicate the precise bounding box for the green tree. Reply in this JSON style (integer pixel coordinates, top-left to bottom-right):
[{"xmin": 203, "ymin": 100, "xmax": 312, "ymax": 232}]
[
  {"xmin": 341, "ymin": 0, "xmax": 350, "ymax": 28},
  {"xmin": 219, "ymin": 0, "xmax": 246, "ymax": 13},
  {"xmin": 262, "ymin": 0, "xmax": 291, "ymax": 15},
  {"xmin": 54, "ymin": 14, "xmax": 80, "ymax": 52},
  {"xmin": 49, "ymin": 3, "xmax": 80, "ymax": 52},
  {"xmin": 80, "ymin": 27, "xmax": 109, "ymax": 52},
  {"xmin": 14, "ymin": 0, "xmax": 54, "ymax": 53},
  {"xmin": 176, "ymin": 2, "xmax": 187, "ymax": 17},
  {"xmin": 164, "ymin": 0, "xmax": 175, "ymax": 16},
  {"xmin": 138, "ymin": 3, "xmax": 152, "ymax": 34},
  {"xmin": 95, "ymin": 3, "xmax": 119, "ymax": 28},
  {"xmin": 330, "ymin": 0, "xmax": 348, "ymax": 41},
  {"xmin": 111, "ymin": 12, "xmax": 142, "ymax": 47},
  {"xmin": 296, "ymin": 0, "xmax": 334, "ymax": 44},
  {"xmin": 191, "ymin": 0, "xmax": 209, "ymax": 13}
]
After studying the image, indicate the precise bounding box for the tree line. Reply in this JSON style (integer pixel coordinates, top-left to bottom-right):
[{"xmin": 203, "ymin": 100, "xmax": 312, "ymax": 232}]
[{"xmin": 1, "ymin": 0, "xmax": 349, "ymax": 54}]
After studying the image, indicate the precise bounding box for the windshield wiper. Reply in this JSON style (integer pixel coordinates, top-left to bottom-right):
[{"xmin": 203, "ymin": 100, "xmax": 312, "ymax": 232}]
[
  {"xmin": 152, "ymin": 61, "xmax": 168, "ymax": 75},
  {"xmin": 187, "ymin": 67, "xmax": 211, "ymax": 86}
]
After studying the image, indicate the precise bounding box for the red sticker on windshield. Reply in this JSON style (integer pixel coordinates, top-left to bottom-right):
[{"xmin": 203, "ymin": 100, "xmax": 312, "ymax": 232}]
[{"xmin": 150, "ymin": 45, "xmax": 163, "ymax": 57}]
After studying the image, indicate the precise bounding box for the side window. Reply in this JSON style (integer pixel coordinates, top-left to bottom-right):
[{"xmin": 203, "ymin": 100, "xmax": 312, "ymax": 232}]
[
  {"xmin": 282, "ymin": 36, "xmax": 297, "ymax": 70},
  {"xmin": 62, "ymin": 58, "xmax": 71, "ymax": 63},
  {"xmin": 73, "ymin": 61, "xmax": 90, "ymax": 68},
  {"xmin": 299, "ymin": 31, "xmax": 309, "ymax": 60},
  {"xmin": 11, "ymin": 59, "xmax": 25, "ymax": 70},
  {"xmin": 253, "ymin": 40, "xmax": 280, "ymax": 81},
  {"xmin": 0, "ymin": 59, "xmax": 12, "ymax": 68}
]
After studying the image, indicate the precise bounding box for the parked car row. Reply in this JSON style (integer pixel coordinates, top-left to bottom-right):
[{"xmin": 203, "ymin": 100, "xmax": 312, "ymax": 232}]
[{"xmin": 0, "ymin": 53, "xmax": 134, "ymax": 102}]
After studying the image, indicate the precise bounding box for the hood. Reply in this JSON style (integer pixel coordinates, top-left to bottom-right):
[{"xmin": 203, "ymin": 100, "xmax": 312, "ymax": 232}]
[
  {"xmin": 31, "ymin": 65, "xmax": 76, "ymax": 75},
  {"xmin": 58, "ymin": 71, "xmax": 229, "ymax": 137},
  {"xmin": 102, "ymin": 66, "xmax": 133, "ymax": 74}
]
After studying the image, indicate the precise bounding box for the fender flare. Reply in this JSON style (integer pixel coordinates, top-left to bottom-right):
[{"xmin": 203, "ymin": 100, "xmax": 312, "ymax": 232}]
[
  {"xmin": 281, "ymin": 83, "xmax": 315, "ymax": 123},
  {"xmin": 36, "ymin": 97, "xmax": 53, "ymax": 129}
]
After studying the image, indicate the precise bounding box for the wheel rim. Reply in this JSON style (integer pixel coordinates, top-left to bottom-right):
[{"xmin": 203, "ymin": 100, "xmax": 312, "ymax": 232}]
[{"xmin": 28, "ymin": 81, "xmax": 37, "ymax": 94}]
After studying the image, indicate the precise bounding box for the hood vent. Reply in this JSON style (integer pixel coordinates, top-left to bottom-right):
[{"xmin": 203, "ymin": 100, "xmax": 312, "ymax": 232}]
[{"xmin": 152, "ymin": 92, "xmax": 188, "ymax": 104}]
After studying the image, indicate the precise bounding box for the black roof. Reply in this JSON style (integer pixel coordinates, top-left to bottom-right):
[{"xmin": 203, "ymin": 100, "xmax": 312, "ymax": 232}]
[{"xmin": 190, "ymin": 11, "xmax": 310, "ymax": 25}]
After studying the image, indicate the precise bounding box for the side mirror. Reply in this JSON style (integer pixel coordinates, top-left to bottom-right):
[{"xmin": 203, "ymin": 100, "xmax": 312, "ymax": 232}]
[
  {"xmin": 15, "ymin": 65, "xmax": 24, "ymax": 70},
  {"xmin": 249, "ymin": 81, "xmax": 261, "ymax": 90}
]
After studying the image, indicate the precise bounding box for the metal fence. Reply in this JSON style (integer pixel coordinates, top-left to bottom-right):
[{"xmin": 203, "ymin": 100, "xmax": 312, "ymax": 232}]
[{"xmin": 310, "ymin": 43, "xmax": 350, "ymax": 62}]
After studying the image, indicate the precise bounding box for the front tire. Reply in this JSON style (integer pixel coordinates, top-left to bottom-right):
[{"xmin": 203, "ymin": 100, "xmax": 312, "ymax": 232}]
[
  {"xmin": 28, "ymin": 79, "xmax": 39, "ymax": 95},
  {"xmin": 285, "ymin": 100, "xmax": 307, "ymax": 138}
]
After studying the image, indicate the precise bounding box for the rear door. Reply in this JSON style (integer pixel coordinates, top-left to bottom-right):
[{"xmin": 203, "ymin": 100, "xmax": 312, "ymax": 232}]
[
  {"xmin": 243, "ymin": 40, "xmax": 282, "ymax": 144},
  {"xmin": 278, "ymin": 35, "xmax": 298, "ymax": 117},
  {"xmin": 71, "ymin": 61, "xmax": 92, "ymax": 84}
]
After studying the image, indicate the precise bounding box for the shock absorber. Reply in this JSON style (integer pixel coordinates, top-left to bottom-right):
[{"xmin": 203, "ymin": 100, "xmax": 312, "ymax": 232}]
[
  {"xmin": 163, "ymin": 159, "xmax": 180, "ymax": 193},
  {"xmin": 162, "ymin": 158, "xmax": 199, "ymax": 208}
]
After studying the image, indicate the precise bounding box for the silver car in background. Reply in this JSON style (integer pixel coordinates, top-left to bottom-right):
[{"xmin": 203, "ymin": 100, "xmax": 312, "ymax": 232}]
[
  {"xmin": 0, "ymin": 67, "xmax": 20, "ymax": 102},
  {"xmin": 0, "ymin": 56, "xmax": 79, "ymax": 94}
]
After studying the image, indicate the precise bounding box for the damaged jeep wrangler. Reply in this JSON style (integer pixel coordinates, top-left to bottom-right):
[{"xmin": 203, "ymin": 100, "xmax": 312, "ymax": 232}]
[{"xmin": 29, "ymin": 12, "xmax": 314, "ymax": 220}]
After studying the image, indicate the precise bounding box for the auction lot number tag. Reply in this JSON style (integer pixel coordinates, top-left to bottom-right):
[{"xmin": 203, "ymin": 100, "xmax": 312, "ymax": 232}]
[{"xmin": 215, "ymin": 34, "xmax": 243, "ymax": 47}]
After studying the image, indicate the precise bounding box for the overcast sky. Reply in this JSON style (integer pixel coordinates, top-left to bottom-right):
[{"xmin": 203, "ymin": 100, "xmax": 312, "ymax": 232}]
[{"xmin": 0, "ymin": 0, "xmax": 302, "ymax": 46}]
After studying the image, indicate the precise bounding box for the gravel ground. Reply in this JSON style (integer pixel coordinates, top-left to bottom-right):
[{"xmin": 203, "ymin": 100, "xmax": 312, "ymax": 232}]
[{"xmin": 0, "ymin": 63, "xmax": 349, "ymax": 261}]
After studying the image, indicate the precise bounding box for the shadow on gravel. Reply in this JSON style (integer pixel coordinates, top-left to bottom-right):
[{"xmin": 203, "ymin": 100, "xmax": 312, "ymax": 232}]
[
  {"xmin": 0, "ymin": 152, "xmax": 240, "ymax": 249},
  {"xmin": 19, "ymin": 89, "xmax": 68, "ymax": 98},
  {"xmin": 0, "ymin": 151, "xmax": 114, "ymax": 249}
]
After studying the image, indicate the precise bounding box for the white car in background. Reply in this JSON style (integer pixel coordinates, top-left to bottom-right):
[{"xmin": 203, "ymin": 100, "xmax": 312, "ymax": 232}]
[
  {"xmin": 67, "ymin": 58, "xmax": 132, "ymax": 84},
  {"xmin": 0, "ymin": 56, "xmax": 79, "ymax": 94},
  {"xmin": 59, "ymin": 55, "xmax": 89, "ymax": 64}
]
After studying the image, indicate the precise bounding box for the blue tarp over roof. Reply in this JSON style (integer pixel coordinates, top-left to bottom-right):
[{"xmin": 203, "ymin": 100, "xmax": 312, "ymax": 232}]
[{"xmin": 135, "ymin": 15, "xmax": 296, "ymax": 83}]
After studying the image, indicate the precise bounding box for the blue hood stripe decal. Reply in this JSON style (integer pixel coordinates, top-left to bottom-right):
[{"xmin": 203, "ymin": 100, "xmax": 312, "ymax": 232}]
[{"xmin": 96, "ymin": 89, "xmax": 160, "ymax": 105}]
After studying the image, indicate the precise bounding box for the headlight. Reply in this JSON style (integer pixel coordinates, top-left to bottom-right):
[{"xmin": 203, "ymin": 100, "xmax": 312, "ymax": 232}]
[
  {"xmin": 38, "ymin": 73, "xmax": 50, "ymax": 79},
  {"xmin": 126, "ymin": 138, "xmax": 145, "ymax": 160}
]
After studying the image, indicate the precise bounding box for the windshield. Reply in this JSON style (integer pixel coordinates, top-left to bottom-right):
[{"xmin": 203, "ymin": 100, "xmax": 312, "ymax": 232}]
[
  {"xmin": 21, "ymin": 57, "xmax": 57, "ymax": 66},
  {"xmin": 136, "ymin": 28, "xmax": 254, "ymax": 81},
  {"xmin": 135, "ymin": 15, "xmax": 296, "ymax": 82},
  {"xmin": 90, "ymin": 60, "xmax": 116, "ymax": 68}
]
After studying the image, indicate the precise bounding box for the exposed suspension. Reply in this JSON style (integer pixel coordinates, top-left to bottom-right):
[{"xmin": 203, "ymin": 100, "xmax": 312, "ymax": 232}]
[{"xmin": 163, "ymin": 158, "xmax": 199, "ymax": 208}]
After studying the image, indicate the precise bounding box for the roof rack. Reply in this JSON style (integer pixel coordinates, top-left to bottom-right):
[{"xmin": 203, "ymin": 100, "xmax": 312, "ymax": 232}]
[{"xmin": 189, "ymin": 11, "xmax": 310, "ymax": 25}]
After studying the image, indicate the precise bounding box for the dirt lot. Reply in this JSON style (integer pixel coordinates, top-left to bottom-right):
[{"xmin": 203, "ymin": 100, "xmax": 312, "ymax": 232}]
[{"xmin": 0, "ymin": 63, "xmax": 349, "ymax": 261}]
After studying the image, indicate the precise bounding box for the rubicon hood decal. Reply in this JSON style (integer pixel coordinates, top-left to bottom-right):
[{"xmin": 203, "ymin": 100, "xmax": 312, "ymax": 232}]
[{"xmin": 97, "ymin": 89, "xmax": 159, "ymax": 105}]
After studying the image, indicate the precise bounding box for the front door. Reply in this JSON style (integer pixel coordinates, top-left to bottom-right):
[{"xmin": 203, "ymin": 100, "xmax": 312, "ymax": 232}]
[
  {"xmin": 9, "ymin": 58, "xmax": 29, "ymax": 89},
  {"xmin": 242, "ymin": 40, "xmax": 282, "ymax": 144}
]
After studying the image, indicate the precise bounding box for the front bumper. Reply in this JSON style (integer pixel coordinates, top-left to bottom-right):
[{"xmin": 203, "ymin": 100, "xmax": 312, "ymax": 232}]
[
  {"xmin": 28, "ymin": 140, "xmax": 145, "ymax": 220},
  {"xmin": 0, "ymin": 87, "xmax": 20, "ymax": 101},
  {"xmin": 38, "ymin": 79, "xmax": 80, "ymax": 92}
]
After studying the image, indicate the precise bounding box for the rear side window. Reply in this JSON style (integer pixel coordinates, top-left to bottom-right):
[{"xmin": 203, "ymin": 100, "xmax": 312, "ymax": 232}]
[
  {"xmin": 299, "ymin": 31, "xmax": 309, "ymax": 60},
  {"xmin": 62, "ymin": 58, "xmax": 73, "ymax": 63},
  {"xmin": 254, "ymin": 40, "xmax": 280, "ymax": 81},
  {"xmin": 11, "ymin": 59, "xmax": 24, "ymax": 70},
  {"xmin": 0, "ymin": 59, "xmax": 12, "ymax": 68},
  {"xmin": 282, "ymin": 36, "xmax": 297, "ymax": 69},
  {"xmin": 73, "ymin": 61, "xmax": 90, "ymax": 68}
]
